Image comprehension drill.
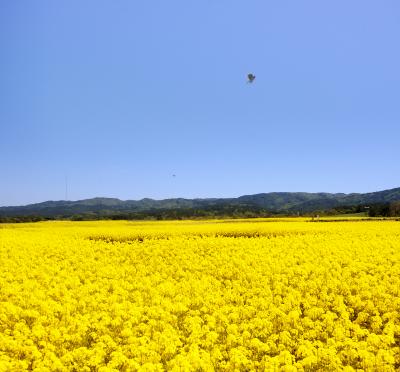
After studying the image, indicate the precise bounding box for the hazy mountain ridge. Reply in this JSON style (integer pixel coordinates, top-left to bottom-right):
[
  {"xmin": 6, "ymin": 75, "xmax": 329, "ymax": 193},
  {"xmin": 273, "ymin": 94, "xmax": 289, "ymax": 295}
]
[{"xmin": 1, "ymin": 187, "xmax": 399, "ymax": 218}]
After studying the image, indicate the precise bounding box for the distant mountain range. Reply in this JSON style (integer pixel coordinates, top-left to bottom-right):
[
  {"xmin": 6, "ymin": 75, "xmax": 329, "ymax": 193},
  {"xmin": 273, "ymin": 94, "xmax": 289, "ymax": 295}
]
[{"xmin": 1, "ymin": 187, "xmax": 399, "ymax": 220}]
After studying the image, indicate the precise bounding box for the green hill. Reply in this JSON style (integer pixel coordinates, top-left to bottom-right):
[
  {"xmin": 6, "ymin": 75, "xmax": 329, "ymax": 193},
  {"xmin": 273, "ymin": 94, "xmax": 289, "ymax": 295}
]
[{"xmin": 1, "ymin": 187, "xmax": 399, "ymax": 220}]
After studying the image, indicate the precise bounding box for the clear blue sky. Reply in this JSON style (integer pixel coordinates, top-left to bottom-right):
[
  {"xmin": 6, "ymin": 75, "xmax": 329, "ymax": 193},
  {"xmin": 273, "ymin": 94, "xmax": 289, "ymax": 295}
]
[{"xmin": 1, "ymin": 1, "xmax": 399, "ymax": 206}]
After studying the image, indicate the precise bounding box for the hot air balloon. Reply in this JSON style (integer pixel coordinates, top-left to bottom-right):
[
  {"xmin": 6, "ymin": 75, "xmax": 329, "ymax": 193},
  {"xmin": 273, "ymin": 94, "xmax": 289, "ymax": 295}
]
[{"xmin": 247, "ymin": 73, "xmax": 256, "ymax": 83}]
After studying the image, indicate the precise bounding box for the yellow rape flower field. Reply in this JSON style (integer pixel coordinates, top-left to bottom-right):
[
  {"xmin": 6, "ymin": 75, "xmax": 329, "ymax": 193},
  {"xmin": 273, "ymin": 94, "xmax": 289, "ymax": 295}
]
[{"xmin": 0, "ymin": 219, "xmax": 399, "ymax": 371}]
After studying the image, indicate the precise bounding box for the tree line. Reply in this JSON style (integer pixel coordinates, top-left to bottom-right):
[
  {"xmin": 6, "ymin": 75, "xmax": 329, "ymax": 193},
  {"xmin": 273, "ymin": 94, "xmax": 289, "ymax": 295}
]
[{"xmin": 1, "ymin": 202, "xmax": 399, "ymax": 223}]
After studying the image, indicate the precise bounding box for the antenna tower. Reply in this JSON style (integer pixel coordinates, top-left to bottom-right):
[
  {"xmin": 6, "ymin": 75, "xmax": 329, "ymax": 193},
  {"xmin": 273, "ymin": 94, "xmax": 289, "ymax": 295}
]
[{"xmin": 65, "ymin": 176, "xmax": 68, "ymax": 201}]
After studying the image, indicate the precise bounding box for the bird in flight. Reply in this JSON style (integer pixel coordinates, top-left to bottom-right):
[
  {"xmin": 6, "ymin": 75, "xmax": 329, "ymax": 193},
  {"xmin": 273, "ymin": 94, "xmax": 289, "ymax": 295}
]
[{"xmin": 247, "ymin": 73, "xmax": 256, "ymax": 83}]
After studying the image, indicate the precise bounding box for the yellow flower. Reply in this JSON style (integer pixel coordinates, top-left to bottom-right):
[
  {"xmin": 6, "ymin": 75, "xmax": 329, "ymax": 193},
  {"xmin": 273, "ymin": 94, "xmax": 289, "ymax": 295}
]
[{"xmin": 0, "ymin": 219, "xmax": 399, "ymax": 370}]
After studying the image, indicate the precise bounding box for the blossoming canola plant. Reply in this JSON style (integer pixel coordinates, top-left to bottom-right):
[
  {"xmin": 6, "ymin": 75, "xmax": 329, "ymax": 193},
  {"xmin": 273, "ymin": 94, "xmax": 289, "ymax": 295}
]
[{"xmin": 0, "ymin": 220, "xmax": 399, "ymax": 371}]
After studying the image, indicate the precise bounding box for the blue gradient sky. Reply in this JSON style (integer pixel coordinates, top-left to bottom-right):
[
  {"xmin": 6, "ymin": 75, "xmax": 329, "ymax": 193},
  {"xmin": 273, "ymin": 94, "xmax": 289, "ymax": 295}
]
[{"xmin": 1, "ymin": 1, "xmax": 399, "ymax": 206}]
